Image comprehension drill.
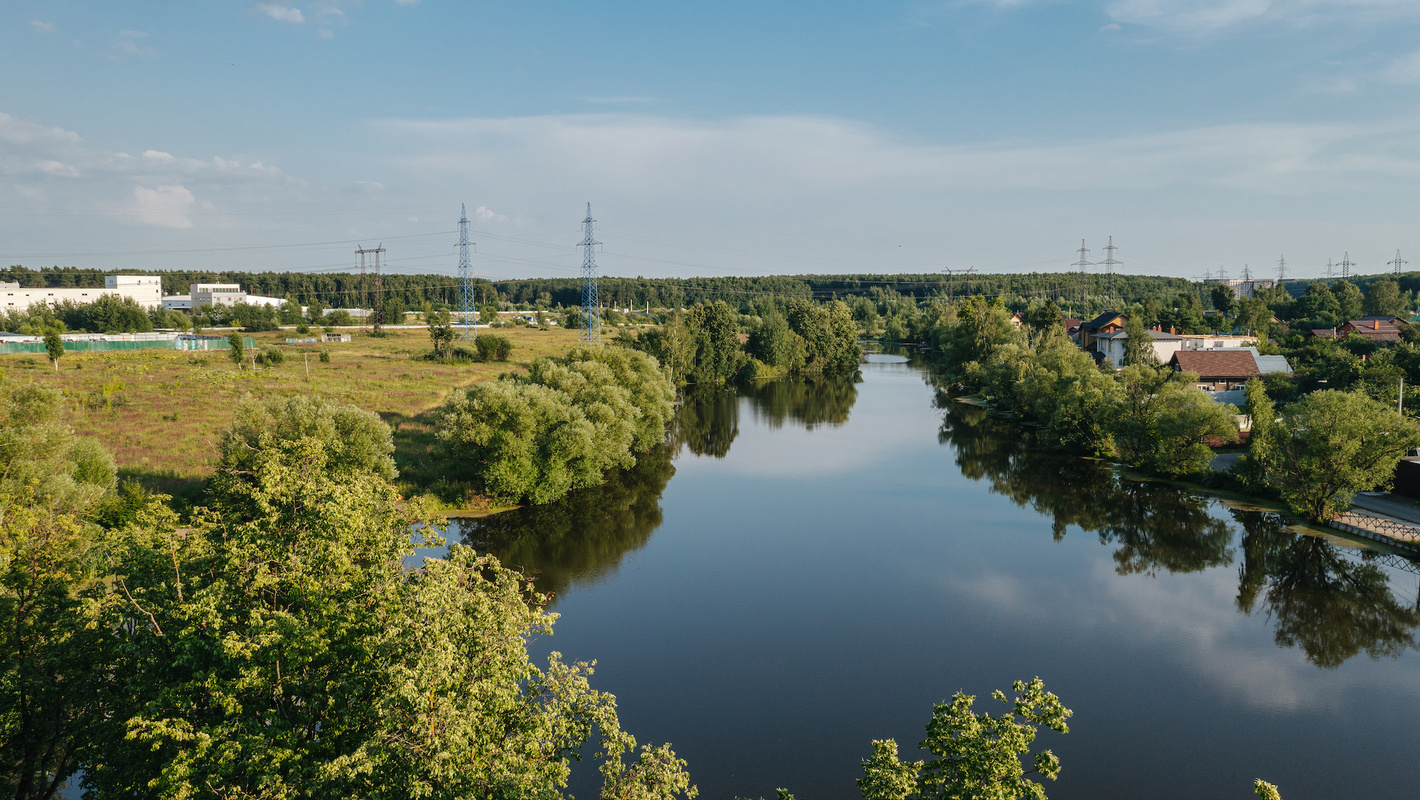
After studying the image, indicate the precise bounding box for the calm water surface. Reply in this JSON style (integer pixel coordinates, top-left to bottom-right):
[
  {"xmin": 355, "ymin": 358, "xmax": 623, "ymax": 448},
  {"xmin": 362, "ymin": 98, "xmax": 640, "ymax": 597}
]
[{"xmin": 448, "ymin": 355, "xmax": 1420, "ymax": 799}]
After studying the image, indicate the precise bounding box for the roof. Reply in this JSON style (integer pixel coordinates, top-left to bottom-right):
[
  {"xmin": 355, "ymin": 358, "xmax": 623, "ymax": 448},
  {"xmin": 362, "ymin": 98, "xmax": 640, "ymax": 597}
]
[
  {"xmin": 1169, "ymin": 349, "xmax": 1263, "ymax": 380},
  {"xmin": 1310, "ymin": 328, "xmax": 1338, "ymax": 338},
  {"xmin": 1061, "ymin": 317, "xmax": 1082, "ymax": 331},
  {"xmin": 1079, "ymin": 311, "xmax": 1127, "ymax": 332},
  {"xmin": 1255, "ymin": 355, "xmax": 1293, "ymax": 374},
  {"xmin": 1359, "ymin": 315, "xmax": 1409, "ymax": 327},
  {"xmin": 1093, "ymin": 330, "xmax": 1186, "ymax": 341}
]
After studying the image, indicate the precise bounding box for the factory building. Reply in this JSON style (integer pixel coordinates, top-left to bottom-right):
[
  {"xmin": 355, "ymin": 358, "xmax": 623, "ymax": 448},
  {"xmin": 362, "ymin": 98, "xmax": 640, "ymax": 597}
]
[{"xmin": 0, "ymin": 275, "xmax": 163, "ymax": 311}]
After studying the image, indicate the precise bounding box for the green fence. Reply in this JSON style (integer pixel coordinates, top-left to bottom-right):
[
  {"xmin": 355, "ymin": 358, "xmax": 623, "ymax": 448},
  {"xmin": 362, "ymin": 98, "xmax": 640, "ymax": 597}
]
[{"xmin": 0, "ymin": 336, "xmax": 253, "ymax": 355}]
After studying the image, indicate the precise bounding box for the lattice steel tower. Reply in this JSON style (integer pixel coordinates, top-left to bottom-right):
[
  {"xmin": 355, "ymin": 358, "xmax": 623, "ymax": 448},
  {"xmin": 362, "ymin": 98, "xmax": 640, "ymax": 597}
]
[
  {"xmin": 579, "ymin": 202, "xmax": 601, "ymax": 343},
  {"xmin": 457, "ymin": 204, "xmax": 475, "ymax": 340}
]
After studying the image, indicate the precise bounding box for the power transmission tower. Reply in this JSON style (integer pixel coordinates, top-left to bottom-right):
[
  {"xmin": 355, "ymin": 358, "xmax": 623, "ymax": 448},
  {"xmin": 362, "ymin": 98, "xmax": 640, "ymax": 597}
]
[
  {"xmin": 457, "ymin": 204, "xmax": 475, "ymax": 340},
  {"xmin": 355, "ymin": 244, "xmax": 384, "ymax": 329},
  {"xmin": 942, "ymin": 267, "xmax": 976, "ymax": 301},
  {"xmin": 1071, "ymin": 240, "xmax": 1092, "ymax": 308},
  {"xmin": 1277, "ymin": 255, "xmax": 1287, "ymax": 282},
  {"xmin": 1392, "ymin": 250, "xmax": 1408, "ymax": 276},
  {"xmin": 1100, "ymin": 236, "xmax": 1121, "ymax": 294},
  {"xmin": 1205, "ymin": 268, "xmax": 1212, "ymax": 282},
  {"xmin": 1326, "ymin": 259, "xmax": 1334, "ymax": 280},
  {"xmin": 1339, "ymin": 252, "xmax": 1354, "ymax": 280},
  {"xmin": 1241, "ymin": 264, "xmax": 1251, "ymax": 281},
  {"xmin": 1218, "ymin": 265, "xmax": 1227, "ymax": 282},
  {"xmin": 579, "ymin": 202, "xmax": 601, "ymax": 343}
]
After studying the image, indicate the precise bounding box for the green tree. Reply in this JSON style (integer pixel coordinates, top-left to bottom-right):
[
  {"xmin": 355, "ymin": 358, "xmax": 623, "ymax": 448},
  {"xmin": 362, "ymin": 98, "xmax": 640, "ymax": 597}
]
[
  {"xmin": 1294, "ymin": 283, "xmax": 1341, "ymax": 326},
  {"xmin": 87, "ymin": 405, "xmax": 694, "ymax": 800},
  {"xmin": 427, "ymin": 307, "xmax": 454, "ymax": 359},
  {"xmin": 1333, "ymin": 280, "xmax": 1364, "ymax": 321},
  {"xmin": 1209, "ymin": 283, "xmax": 1235, "ymax": 315},
  {"xmin": 1251, "ymin": 389, "xmax": 1420, "ymax": 521},
  {"xmin": 785, "ymin": 299, "xmax": 862, "ymax": 375},
  {"xmin": 747, "ymin": 312, "xmax": 806, "ymax": 371},
  {"xmin": 632, "ymin": 314, "xmax": 697, "ymax": 385},
  {"xmin": 226, "ymin": 332, "xmax": 244, "ymax": 367},
  {"xmin": 1364, "ymin": 279, "xmax": 1405, "ymax": 317},
  {"xmin": 1109, "ymin": 365, "xmax": 1238, "ymax": 477},
  {"xmin": 1121, "ymin": 314, "xmax": 1157, "ymax": 367},
  {"xmin": 479, "ymin": 303, "xmax": 499, "ymax": 325},
  {"xmin": 858, "ymin": 678, "xmax": 1071, "ymax": 800},
  {"xmin": 43, "ymin": 330, "xmax": 63, "ymax": 373},
  {"xmin": 1234, "ymin": 295, "xmax": 1273, "ymax": 339},
  {"xmin": 1236, "ymin": 379, "xmax": 1277, "ymax": 493},
  {"xmin": 686, "ymin": 301, "xmax": 744, "ymax": 384},
  {"xmin": 0, "ymin": 383, "xmax": 116, "ymax": 799}
]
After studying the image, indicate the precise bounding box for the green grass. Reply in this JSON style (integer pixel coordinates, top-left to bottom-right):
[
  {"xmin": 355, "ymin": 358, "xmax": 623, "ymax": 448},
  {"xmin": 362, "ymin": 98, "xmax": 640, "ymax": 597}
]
[{"xmin": 6, "ymin": 326, "xmax": 585, "ymax": 514}]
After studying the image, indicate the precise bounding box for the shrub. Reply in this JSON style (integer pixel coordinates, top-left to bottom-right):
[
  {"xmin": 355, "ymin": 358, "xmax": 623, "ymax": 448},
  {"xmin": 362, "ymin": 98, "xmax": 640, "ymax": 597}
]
[
  {"xmin": 319, "ymin": 349, "xmax": 331, "ymax": 363},
  {"xmin": 475, "ymin": 334, "xmax": 513, "ymax": 362}
]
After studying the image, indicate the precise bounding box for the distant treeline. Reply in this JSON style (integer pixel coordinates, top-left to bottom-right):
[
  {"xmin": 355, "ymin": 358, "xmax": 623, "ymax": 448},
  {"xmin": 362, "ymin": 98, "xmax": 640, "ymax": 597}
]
[{"xmin": 11, "ymin": 263, "xmax": 1420, "ymax": 315}]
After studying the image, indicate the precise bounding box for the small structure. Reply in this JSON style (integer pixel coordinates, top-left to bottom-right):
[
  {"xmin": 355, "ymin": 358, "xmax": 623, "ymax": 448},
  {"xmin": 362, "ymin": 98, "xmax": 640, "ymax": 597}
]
[
  {"xmin": 322, "ymin": 333, "xmax": 352, "ymax": 343},
  {"xmin": 1077, "ymin": 311, "xmax": 1129, "ymax": 351},
  {"xmin": 1338, "ymin": 319, "xmax": 1403, "ymax": 343},
  {"xmin": 1093, "ymin": 329, "xmax": 1187, "ymax": 368},
  {"xmin": 190, "ymin": 283, "xmax": 248, "ymax": 308}
]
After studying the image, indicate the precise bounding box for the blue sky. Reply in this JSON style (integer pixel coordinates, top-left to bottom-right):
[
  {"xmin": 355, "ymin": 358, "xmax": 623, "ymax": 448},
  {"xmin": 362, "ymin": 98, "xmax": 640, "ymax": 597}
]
[{"xmin": 4, "ymin": 1, "xmax": 1420, "ymax": 281}]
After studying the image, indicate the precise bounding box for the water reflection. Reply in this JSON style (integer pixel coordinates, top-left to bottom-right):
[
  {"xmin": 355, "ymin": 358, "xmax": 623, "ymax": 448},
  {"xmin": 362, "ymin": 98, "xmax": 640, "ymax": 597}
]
[
  {"xmin": 1234, "ymin": 510, "xmax": 1419, "ymax": 668},
  {"xmin": 938, "ymin": 402, "xmax": 1233, "ymax": 575},
  {"xmin": 743, "ymin": 375, "xmax": 860, "ymax": 431},
  {"xmin": 672, "ymin": 387, "xmax": 739, "ymax": 458},
  {"xmin": 938, "ymin": 398, "xmax": 1420, "ymax": 668},
  {"xmin": 454, "ymin": 444, "xmax": 676, "ymax": 598}
]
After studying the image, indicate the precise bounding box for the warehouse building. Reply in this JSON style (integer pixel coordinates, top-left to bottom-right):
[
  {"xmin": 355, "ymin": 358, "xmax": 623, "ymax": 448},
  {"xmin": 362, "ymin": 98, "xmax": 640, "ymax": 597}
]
[{"xmin": 0, "ymin": 275, "xmax": 163, "ymax": 311}]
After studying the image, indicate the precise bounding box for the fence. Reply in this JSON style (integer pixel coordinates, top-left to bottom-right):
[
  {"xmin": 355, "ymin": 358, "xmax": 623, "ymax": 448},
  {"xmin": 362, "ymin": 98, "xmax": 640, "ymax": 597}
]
[{"xmin": 0, "ymin": 335, "xmax": 253, "ymax": 354}]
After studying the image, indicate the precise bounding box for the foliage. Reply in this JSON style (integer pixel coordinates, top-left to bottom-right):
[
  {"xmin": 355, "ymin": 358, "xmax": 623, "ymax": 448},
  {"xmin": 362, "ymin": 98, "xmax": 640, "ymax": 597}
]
[
  {"xmin": 319, "ymin": 348, "xmax": 331, "ymax": 363},
  {"xmin": 786, "ymin": 299, "xmax": 860, "ymax": 374},
  {"xmin": 1364, "ymin": 279, "xmax": 1406, "ymax": 317},
  {"xmin": 1254, "ymin": 780, "xmax": 1283, "ymax": 800},
  {"xmin": 858, "ymin": 678, "xmax": 1071, "ymax": 800},
  {"xmin": 1249, "ymin": 389, "xmax": 1420, "ymax": 521},
  {"xmin": 226, "ymin": 332, "xmax": 244, "ymax": 366},
  {"xmin": 43, "ymin": 330, "xmax": 63, "ymax": 371},
  {"xmin": 474, "ymin": 333, "xmax": 514, "ymax": 362},
  {"xmin": 54, "ymin": 295, "xmax": 154, "ymax": 334},
  {"xmin": 0, "ymin": 383, "xmax": 116, "ymax": 799},
  {"xmin": 437, "ymin": 347, "xmax": 676, "ymax": 505},
  {"xmin": 479, "ymin": 303, "xmax": 499, "ymax": 325},
  {"xmin": 84, "ymin": 398, "xmax": 694, "ymax": 800},
  {"xmin": 1109, "ymin": 365, "xmax": 1239, "ymax": 477},
  {"xmin": 427, "ymin": 307, "xmax": 454, "ymax": 359},
  {"xmin": 1121, "ymin": 314, "xmax": 1157, "ymax": 367},
  {"xmin": 746, "ymin": 312, "xmax": 806, "ymax": 372},
  {"xmin": 686, "ymin": 301, "xmax": 744, "ymax": 384}
]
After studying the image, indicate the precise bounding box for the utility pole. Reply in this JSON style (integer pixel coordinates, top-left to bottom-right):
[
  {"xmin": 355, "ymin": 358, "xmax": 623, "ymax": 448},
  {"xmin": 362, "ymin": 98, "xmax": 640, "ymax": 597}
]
[
  {"xmin": 1339, "ymin": 252, "xmax": 1354, "ymax": 280},
  {"xmin": 1101, "ymin": 236, "xmax": 1121, "ymax": 295},
  {"xmin": 580, "ymin": 202, "xmax": 601, "ymax": 343},
  {"xmin": 457, "ymin": 204, "xmax": 475, "ymax": 340},
  {"xmin": 1391, "ymin": 250, "xmax": 1408, "ymax": 276}
]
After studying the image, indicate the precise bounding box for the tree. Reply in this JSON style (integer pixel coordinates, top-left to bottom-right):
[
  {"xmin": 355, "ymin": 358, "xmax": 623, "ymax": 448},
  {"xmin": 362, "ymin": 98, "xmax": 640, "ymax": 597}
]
[
  {"xmin": 858, "ymin": 678, "xmax": 1071, "ymax": 800},
  {"xmin": 686, "ymin": 301, "xmax": 744, "ymax": 384},
  {"xmin": 0, "ymin": 383, "xmax": 116, "ymax": 799},
  {"xmin": 43, "ymin": 330, "xmax": 63, "ymax": 373},
  {"xmin": 226, "ymin": 332, "xmax": 244, "ymax": 367},
  {"xmin": 747, "ymin": 313, "xmax": 806, "ymax": 372},
  {"xmin": 479, "ymin": 303, "xmax": 499, "ymax": 325},
  {"xmin": 1251, "ymin": 389, "xmax": 1420, "ymax": 521},
  {"xmin": 1236, "ymin": 379, "xmax": 1277, "ymax": 493},
  {"xmin": 1109, "ymin": 365, "xmax": 1238, "ymax": 477},
  {"xmin": 1209, "ymin": 283, "xmax": 1235, "ymax": 316},
  {"xmin": 1332, "ymin": 280, "xmax": 1364, "ymax": 321},
  {"xmin": 87, "ymin": 401, "xmax": 694, "ymax": 800},
  {"xmin": 1364, "ymin": 279, "xmax": 1405, "ymax": 317},
  {"xmin": 427, "ymin": 308, "xmax": 454, "ymax": 359},
  {"xmin": 1121, "ymin": 314, "xmax": 1157, "ymax": 367}
]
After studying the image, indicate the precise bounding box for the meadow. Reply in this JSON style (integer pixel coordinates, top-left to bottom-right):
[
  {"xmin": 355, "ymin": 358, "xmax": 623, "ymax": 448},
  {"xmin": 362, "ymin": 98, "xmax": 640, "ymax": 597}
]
[{"xmin": 4, "ymin": 325, "xmax": 585, "ymax": 512}]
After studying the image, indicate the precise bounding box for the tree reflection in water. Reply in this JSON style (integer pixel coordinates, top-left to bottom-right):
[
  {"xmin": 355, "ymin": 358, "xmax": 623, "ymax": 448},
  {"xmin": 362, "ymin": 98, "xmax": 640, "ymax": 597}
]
[
  {"xmin": 938, "ymin": 399, "xmax": 1420, "ymax": 668},
  {"xmin": 743, "ymin": 374, "xmax": 860, "ymax": 431},
  {"xmin": 1234, "ymin": 509, "xmax": 1419, "ymax": 668},
  {"xmin": 456, "ymin": 443, "xmax": 676, "ymax": 599},
  {"xmin": 672, "ymin": 386, "xmax": 739, "ymax": 458},
  {"xmin": 939, "ymin": 402, "xmax": 1233, "ymax": 575}
]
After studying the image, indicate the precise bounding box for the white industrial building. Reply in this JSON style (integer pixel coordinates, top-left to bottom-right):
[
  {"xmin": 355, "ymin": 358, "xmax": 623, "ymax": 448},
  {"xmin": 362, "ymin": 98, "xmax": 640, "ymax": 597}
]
[
  {"xmin": 0, "ymin": 275, "xmax": 163, "ymax": 312},
  {"xmin": 163, "ymin": 284, "xmax": 288, "ymax": 311}
]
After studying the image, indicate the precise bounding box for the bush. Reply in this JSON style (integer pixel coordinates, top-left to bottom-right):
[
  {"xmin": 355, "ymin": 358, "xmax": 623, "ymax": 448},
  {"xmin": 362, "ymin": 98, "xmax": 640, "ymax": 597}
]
[
  {"xmin": 474, "ymin": 334, "xmax": 513, "ymax": 362},
  {"xmin": 324, "ymin": 310, "xmax": 354, "ymax": 327},
  {"xmin": 296, "ymin": 322, "xmax": 310, "ymax": 334},
  {"xmin": 450, "ymin": 344, "xmax": 479, "ymax": 363},
  {"xmin": 319, "ymin": 349, "xmax": 331, "ymax": 363},
  {"xmin": 254, "ymin": 348, "xmax": 286, "ymax": 367},
  {"xmin": 241, "ymin": 319, "xmax": 279, "ymax": 332}
]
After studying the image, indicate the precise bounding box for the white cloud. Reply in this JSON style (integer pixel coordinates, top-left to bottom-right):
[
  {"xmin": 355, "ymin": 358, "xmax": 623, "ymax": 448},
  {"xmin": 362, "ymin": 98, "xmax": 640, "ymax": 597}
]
[
  {"xmin": 1100, "ymin": 22, "xmax": 1123, "ymax": 29},
  {"xmin": 132, "ymin": 185, "xmax": 197, "ymax": 228},
  {"xmin": 580, "ymin": 96, "xmax": 657, "ymax": 105},
  {"xmin": 475, "ymin": 205, "xmax": 509, "ymax": 223},
  {"xmin": 1106, "ymin": 0, "xmax": 1420, "ymax": 33},
  {"xmin": 317, "ymin": 28, "xmax": 334, "ymax": 39},
  {"xmin": 110, "ymin": 30, "xmax": 156, "ymax": 60},
  {"xmin": 30, "ymin": 20, "xmax": 54, "ymax": 33},
  {"xmin": 0, "ymin": 112, "xmax": 80, "ymax": 146},
  {"xmin": 395, "ymin": 0, "xmax": 420, "ymax": 5},
  {"xmin": 258, "ymin": 4, "xmax": 306, "ymax": 23},
  {"xmin": 1380, "ymin": 49, "xmax": 1420, "ymax": 84},
  {"xmin": 37, "ymin": 160, "xmax": 81, "ymax": 178}
]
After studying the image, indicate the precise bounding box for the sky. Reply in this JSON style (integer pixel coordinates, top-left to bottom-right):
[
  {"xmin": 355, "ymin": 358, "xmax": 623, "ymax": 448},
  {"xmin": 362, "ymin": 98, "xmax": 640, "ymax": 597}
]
[{"xmin": 4, "ymin": 1, "xmax": 1420, "ymax": 282}]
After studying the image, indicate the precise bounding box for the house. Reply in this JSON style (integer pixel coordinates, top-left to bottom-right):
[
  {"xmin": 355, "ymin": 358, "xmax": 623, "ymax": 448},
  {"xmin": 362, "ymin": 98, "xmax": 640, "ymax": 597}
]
[
  {"xmin": 1009, "ymin": 311, "xmax": 1025, "ymax": 329},
  {"xmin": 1168, "ymin": 350, "xmax": 1262, "ymax": 392},
  {"xmin": 1059, "ymin": 315, "xmax": 1083, "ymax": 342},
  {"xmin": 1093, "ymin": 329, "xmax": 1187, "ymax": 368},
  {"xmin": 1359, "ymin": 315, "xmax": 1409, "ymax": 328},
  {"xmin": 1338, "ymin": 319, "xmax": 1403, "ymax": 343},
  {"xmin": 1077, "ymin": 311, "xmax": 1129, "ymax": 350}
]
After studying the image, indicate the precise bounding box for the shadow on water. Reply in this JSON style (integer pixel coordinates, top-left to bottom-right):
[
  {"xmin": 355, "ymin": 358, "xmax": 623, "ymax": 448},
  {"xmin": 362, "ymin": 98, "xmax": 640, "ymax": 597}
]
[
  {"xmin": 938, "ymin": 398, "xmax": 1420, "ymax": 668},
  {"xmin": 452, "ymin": 443, "xmax": 676, "ymax": 599}
]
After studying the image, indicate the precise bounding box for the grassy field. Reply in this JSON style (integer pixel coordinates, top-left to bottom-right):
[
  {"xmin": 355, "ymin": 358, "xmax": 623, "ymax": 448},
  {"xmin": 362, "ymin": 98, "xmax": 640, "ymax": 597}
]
[{"xmin": 4, "ymin": 326, "xmax": 585, "ymax": 512}]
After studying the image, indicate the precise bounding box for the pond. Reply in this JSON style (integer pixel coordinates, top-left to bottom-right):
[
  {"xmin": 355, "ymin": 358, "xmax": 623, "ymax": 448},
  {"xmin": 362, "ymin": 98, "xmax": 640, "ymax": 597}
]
[{"xmin": 445, "ymin": 354, "xmax": 1420, "ymax": 799}]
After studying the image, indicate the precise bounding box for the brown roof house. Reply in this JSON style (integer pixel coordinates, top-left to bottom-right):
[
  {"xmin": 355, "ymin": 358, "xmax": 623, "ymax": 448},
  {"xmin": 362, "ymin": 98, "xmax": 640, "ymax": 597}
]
[
  {"xmin": 1337, "ymin": 318, "xmax": 1402, "ymax": 343},
  {"xmin": 1078, "ymin": 311, "xmax": 1128, "ymax": 350},
  {"xmin": 1168, "ymin": 350, "xmax": 1261, "ymax": 392}
]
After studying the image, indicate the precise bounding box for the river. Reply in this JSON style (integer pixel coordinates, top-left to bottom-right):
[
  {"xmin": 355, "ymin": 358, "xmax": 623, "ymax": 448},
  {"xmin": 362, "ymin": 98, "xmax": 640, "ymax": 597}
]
[{"xmin": 445, "ymin": 353, "xmax": 1420, "ymax": 799}]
